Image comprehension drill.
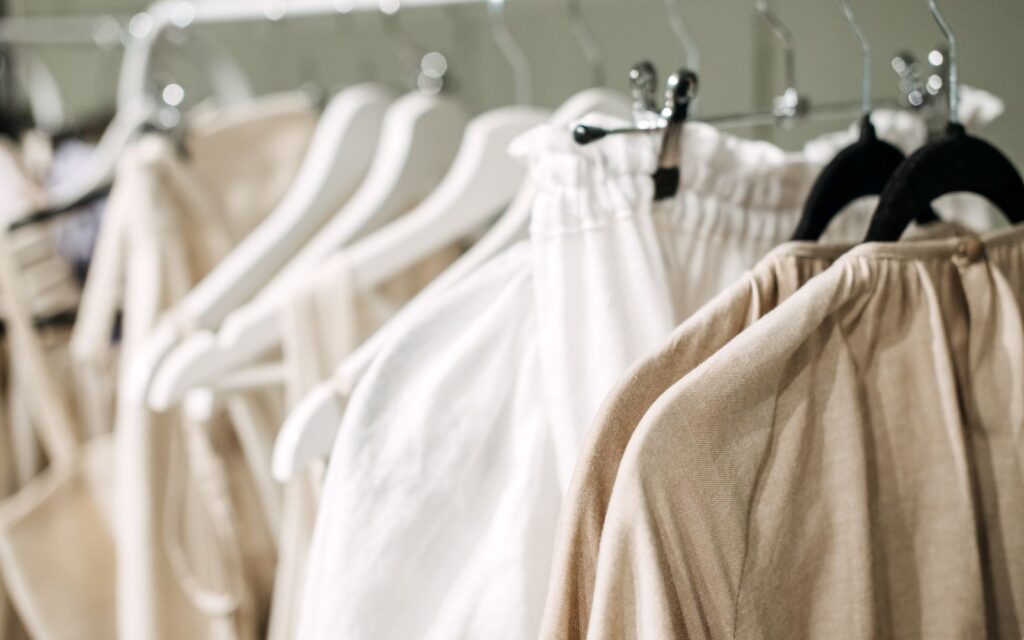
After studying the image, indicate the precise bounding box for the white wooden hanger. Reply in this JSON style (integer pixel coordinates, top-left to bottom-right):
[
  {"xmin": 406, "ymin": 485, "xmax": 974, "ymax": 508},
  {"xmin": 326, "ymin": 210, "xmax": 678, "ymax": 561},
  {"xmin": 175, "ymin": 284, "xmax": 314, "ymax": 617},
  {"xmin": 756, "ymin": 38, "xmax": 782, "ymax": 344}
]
[
  {"xmin": 271, "ymin": 0, "xmax": 634, "ymax": 479},
  {"xmin": 336, "ymin": 87, "xmax": 633, "ymax": 386},
  {"xmin": 180, "ymin": 84, "xmax": 396, "ymax": 325},
  {"xmin": 344, "ymin": 104, "xmax": 550, "ymax": 290},
  {"xmin": 271, "ymin": 87, "xmax": 634, "ymax": 481},
  {"xmin": 13, "ymin": 52, "xmax": 65, "ymax": 135},
  {"xmin": 134, "ymin": 84, "xmax": 394, "ymax": 402},
  {"xmin": 146, "ymin": 92, "xmax": 468, "ymax": 410}
]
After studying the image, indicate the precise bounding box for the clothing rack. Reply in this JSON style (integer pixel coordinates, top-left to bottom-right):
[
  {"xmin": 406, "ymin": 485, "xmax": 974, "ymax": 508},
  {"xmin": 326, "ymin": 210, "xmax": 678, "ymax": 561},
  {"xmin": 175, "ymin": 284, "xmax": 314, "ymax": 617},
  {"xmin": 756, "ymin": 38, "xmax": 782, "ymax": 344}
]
[
  {"xmin": 707, "ymin": 97, "xmax": 905, "ymax": 130},
  {"xmin": 115, "ymin": 0, "xmax": 482, "ymax": 110},
  {"xmin": 0, "ymin": 14, "xmax": 127, "ymax": 48}
]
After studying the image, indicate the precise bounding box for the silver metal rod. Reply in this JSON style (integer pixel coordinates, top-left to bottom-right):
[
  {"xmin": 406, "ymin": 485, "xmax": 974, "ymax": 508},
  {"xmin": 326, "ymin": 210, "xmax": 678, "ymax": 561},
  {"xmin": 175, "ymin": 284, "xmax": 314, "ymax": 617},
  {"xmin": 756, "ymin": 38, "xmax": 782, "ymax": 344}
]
[
  {"xmin": 0, "ymin": 15, "xmax": 127, "ymax": 48},
  {"xmin": 576, "ymin": 95, "xmax": 905, "ymax": 143},
  {"xmin": 117, "ymin": 0, "xmax": 481, "ymax": 109},
  {"xmin": 705, "ymin": 97, "xmax": 901, "ymax": 129}
]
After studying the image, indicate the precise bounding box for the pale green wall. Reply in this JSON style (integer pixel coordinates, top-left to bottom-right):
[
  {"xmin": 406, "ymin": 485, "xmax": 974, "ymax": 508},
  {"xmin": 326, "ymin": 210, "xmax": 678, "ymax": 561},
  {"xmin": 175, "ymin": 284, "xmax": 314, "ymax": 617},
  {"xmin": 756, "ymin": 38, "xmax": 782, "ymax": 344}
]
[{"xmin": 7, "ymin": 0, "xmax": 1024, "ymax": 167}]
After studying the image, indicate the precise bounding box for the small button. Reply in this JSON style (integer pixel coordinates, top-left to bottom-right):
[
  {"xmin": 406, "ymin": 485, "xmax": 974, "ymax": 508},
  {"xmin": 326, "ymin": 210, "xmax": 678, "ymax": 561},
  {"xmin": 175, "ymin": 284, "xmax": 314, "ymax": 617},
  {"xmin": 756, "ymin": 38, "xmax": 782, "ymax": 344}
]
[{"xmin": 954, "ymin": 237, "xmax": 985, "ymax": 266}]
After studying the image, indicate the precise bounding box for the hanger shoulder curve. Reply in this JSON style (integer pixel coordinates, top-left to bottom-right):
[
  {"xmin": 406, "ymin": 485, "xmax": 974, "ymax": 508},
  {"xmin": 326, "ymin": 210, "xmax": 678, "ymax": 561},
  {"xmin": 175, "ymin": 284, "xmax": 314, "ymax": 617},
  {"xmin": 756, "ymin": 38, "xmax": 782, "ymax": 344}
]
[
  {"xmin": 148, "ymin": 297, "xmax": 281, "ymax": 411},
  {"xmin": 793, "ymin": 117, "xmax": 938, "ymax": 241},
  {"xmin": 180, "ymin": 84, "xmax": 396, "ymax": 328},
  {"xmin": 272, "ymin": 383, "xmax": 345, "ymax": 482},
  {"xmin": 145, "ymin": 85, "xmax": 395, "ymax": 408},
  {"xmin": 346, "ymin": 105, "xmax": 549, "ymax": 291},
  {"xmin": 271, "ymin": 90, "xmax": 636, "ymax": 481},
  {"xmin": 866, "ymin": 125, "xmax": 1024, "ymax": 241}
]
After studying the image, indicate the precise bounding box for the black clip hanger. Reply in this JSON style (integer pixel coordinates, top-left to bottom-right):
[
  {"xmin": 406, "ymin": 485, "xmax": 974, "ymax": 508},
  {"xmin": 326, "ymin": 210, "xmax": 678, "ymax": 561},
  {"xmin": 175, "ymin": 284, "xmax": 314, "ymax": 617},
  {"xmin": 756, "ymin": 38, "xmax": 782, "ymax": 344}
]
[
  {"xmin": 7, "ymin": 184, "xmax": 111, "ymax": 233},
  {"xmin": 573, "ymin": 62, "xmax": 698, "ymax": 202},
  {"xmin": 652, "ymin": 70, "xmax": 697, "ymax": 201}
]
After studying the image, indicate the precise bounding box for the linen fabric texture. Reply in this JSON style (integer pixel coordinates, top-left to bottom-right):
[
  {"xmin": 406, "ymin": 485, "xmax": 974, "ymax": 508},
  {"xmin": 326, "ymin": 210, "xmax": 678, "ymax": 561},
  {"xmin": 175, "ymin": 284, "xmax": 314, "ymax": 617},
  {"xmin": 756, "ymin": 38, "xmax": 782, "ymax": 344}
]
[{"xmin": 586, "ymin": 225, "xmax": 1024, "ymax": 640}]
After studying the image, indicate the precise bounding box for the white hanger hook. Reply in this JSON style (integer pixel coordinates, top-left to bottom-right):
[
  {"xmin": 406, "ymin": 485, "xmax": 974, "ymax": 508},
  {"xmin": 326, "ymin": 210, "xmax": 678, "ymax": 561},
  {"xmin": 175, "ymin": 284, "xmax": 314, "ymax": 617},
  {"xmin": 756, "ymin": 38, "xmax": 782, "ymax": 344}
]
[
  {"xmin": 662, "ymin": 0, "xmax": 699, "ymax": 75},
  {"xmin": 487, "ymin": 0, "xmax": 532, "ymax": 105},
  {"xmin": 567, "ymin": 0, "xmax": 606, "ymax": 87},
  {"xmin": 838, "ymin": 0, "xmax": 871, "ymax": 115},
  {"xmin": 927, "ymin": 0, "xmax": 958, "ymax": 124}
]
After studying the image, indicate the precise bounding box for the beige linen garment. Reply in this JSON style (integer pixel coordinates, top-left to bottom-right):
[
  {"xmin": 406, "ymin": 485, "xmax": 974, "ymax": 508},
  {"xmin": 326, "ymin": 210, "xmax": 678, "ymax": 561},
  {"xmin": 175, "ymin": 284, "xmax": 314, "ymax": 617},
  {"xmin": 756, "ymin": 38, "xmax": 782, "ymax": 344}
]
[
  {"xmin": 93, "ymin": 96, "xmax": 315, "ymax": 640},
  {"xmin": 587, "ymin": 224, "xmax": 1024, "ymax": 640},
  {"xmin": 539, "ymin": 240, "xmax": 846, "ymax": 640},
  {"xmin": 537, "ymin": 226, "xmax": 979, "ymax": 640},
  {"xmin": 0, "ymin": 220, "xmax": 114, "ymax": 640},
  {"xmin": 0, "ymin": 138, "xmax": 109, "ymax": 640},
  {"xmin": 539, "ymin": 90, "xmax": 1007, "ymax": 640},
  {"xmin": 265, "ymin": 246, "xmax": 461, "ymax": 640}
]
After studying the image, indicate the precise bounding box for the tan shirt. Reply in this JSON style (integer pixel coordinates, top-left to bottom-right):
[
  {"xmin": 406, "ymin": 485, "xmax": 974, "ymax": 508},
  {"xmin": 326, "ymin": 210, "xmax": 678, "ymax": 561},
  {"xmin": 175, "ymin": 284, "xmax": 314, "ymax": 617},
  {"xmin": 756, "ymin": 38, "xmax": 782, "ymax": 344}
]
[
  {"xmin": 539, "ymin": 240, "xmax": 848, "ymax": 640},
  {"xmin": 587, "ymin": 225, "xmax": 1024, "ymax": 639}
]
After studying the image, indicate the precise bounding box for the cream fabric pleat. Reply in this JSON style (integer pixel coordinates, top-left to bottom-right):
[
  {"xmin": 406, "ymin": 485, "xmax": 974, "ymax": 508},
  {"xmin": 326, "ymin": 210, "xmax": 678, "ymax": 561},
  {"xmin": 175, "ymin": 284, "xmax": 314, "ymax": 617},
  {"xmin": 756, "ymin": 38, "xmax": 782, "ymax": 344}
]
[
  {"xmin": 538, "ymin": 240, "xmax": 849, "ymax": 640},
  {"xmin": 538, "ymin": 225, "xmax": 976, "ymax": 640}
]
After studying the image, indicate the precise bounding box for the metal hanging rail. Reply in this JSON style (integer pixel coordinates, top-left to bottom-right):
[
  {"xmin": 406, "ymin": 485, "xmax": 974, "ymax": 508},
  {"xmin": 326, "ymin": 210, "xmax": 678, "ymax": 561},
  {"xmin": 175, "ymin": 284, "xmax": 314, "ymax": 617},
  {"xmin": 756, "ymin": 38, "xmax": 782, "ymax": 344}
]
[
  {"xmin": 116, "ymin": 0, "xmax": 482, "ymax": 109},
  {"xmin": 0, "ymin": 14, "xmax": 127, "ymax": 48}
]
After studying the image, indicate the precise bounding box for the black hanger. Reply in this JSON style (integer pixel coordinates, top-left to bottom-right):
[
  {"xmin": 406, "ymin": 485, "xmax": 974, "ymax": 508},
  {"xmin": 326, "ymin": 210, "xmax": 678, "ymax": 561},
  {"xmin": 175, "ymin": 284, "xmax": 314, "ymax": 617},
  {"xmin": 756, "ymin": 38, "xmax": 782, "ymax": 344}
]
[
  {"xmin": 8, "ymin": 183, "xmax": 111, "ymax": 232},
  {"xmin": 0, "ymin": 309, "xmax": 78, "ymax": 338},
  {"xmin": 864, "ymin": 123, "xmax": 1024, "ymax": 241},
  {"xmin": 791, "ymin": 115, "xmax": 939, "ymax": 240},
  {"xmin": 7, "ymin": 112, "xmax": 189, "ymax": 232},
  {"xmin": 864, "ymin": 0, "xmax": 1024, "ymax": 241}
]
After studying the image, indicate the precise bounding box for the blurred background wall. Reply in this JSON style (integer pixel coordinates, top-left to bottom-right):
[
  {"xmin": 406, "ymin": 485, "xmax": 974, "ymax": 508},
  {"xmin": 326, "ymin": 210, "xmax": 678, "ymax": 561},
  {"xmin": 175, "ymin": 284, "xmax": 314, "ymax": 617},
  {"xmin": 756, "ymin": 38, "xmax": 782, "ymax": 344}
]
[{"xmin": 4, "ymin": 0, "xmax": 1023, "ymax": 167}]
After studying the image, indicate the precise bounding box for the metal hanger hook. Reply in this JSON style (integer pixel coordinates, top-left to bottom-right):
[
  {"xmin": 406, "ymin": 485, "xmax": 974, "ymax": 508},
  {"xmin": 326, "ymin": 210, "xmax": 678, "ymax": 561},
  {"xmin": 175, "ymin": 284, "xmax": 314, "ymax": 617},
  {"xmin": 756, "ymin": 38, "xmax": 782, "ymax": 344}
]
[
  {"xmin": 567, "ymin": 0, "xmax": 606, "ymax": 87},
  {"xmin": 487, "ymin": 0, "xmax": 532, "ymax": 104},
  {"xmin": 838, "ymin": 0, "xmax": 871, "ymax": 116},
  {"xmin": 662, "ymin": 0, "xmax": 700, "ymax": 75},
  {"xmin": 755, "ymin": 0, "xmax": 807, "ymax": 120},
  {"xmin": 927, "ymin": 0, "xmax": 959, "ymax": 124},
  {"xmin": 755, "ymin": 0, "xmax": 795, "ymax": 93},
  {"xmin": 629, "ymin": 60, "xmax": 659, "ymax": 125}
]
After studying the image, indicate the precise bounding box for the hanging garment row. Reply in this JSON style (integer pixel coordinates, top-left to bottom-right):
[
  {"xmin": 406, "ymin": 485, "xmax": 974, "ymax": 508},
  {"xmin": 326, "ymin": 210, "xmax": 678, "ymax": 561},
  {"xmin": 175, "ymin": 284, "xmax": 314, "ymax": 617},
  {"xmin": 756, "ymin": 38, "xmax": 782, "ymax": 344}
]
[{"xmin": 0, "ymin": 0, "xmax": 1021, "ymax": 638}]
